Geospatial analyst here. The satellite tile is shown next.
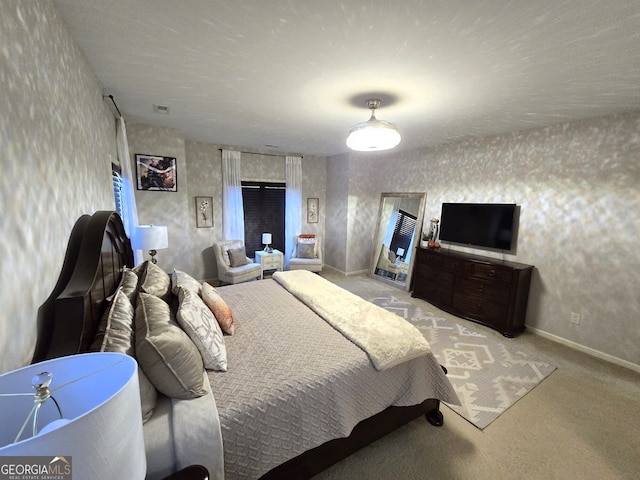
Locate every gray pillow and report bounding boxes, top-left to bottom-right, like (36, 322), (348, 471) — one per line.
(91, 288), (157, 423)
(134, 261), (172, 301)
(228, 247), (249, 267)
(297, 242), (316, 259)
(171, 269), (202, 296)
(135, 292), (206, 399)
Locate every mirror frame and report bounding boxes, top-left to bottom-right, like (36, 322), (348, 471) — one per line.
(369, 192), (427, 291)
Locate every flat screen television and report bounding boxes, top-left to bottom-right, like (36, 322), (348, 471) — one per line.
(439, 203), (517, 250)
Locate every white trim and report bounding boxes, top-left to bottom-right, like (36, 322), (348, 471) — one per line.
(528, 326), (640, 373)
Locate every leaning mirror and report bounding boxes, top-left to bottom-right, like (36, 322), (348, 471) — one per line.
(369, 192), (426, 290)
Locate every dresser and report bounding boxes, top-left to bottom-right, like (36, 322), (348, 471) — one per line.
(412, 248), (534, 337)
(255, 250), (284, 279)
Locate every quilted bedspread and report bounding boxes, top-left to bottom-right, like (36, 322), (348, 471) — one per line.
(210, 279), (459, 480)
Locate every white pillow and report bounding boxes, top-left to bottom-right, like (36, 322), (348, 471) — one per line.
(176, 287), (227, 371)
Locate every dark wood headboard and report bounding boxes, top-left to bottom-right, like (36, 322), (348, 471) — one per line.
(33, 211), (134, 363)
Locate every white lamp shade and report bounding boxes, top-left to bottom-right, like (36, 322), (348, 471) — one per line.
(133, 224), (168, 250)
(0, 353), (146, 480)
(346, 119), (401, 151)
(262, 233), (272, 245)
(396, 247), (405, 257)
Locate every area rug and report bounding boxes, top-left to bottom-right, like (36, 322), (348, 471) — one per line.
(369, 295), (557, 430)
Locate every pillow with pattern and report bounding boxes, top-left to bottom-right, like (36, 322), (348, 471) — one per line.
(176, 287), (227, 371)
(228, 247), (249, 267)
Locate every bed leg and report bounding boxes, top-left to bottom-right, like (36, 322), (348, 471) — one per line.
(425, 365), (448, 427)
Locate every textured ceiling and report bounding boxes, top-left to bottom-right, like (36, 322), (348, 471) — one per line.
(54, 0), (640, 156)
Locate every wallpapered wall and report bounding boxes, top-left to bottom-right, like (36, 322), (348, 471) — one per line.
(1, 1), (117, 373)
(125, 127), (327, 283)
(339, 112), (639, 368)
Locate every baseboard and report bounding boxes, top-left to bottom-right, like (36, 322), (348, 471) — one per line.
(322, 265), (368, 277)
(528, 326), (640, 373)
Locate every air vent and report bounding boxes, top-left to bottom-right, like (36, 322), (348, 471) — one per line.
(153, 104), (170, 114)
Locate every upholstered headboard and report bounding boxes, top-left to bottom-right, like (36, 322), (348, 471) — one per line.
(33, 211), (133, 363)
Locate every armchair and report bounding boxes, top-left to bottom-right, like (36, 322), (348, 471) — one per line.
(289, 235), (323, 273)
(213, 240), (261, 285)
(376, 244), (402, 279)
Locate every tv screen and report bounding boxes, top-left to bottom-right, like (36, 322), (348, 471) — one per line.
(439, 203), (516, 250)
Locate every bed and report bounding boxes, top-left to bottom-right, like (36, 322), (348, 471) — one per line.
(33, 211), (459, 479)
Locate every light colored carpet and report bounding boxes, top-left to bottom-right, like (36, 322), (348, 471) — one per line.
(369, 294), (556, 429)
(315, 272), (640, 480)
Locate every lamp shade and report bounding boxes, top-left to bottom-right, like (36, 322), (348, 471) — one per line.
(132, 224), (168, 250)
(262, 233), (272, 245)
(396, 247), (405, 257)
(0, 353), (146, 480)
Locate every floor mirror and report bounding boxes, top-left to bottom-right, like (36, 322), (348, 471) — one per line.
(369, 192), (426, 290)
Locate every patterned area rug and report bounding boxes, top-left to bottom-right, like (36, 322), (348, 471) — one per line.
(370, 295), (557, 430)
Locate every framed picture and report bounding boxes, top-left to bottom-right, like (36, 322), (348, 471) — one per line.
(307, 197), (319, 223)
(195, 196), (213, 228)
(135, 154), (177, 191)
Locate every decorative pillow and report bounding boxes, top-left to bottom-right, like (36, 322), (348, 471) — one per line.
(296, 242), (316, 259)
(90, 288), (157, 423)
(133, 261), (172, 301)
(171, 269), (201, 296)
(220, 240), (243, 266)
(228, 247), (249, 267)
(135, 292), (206, 399)
(176, 287), (227, 371)
(201, 282), (235, 335)
(297, 236), (318, 257)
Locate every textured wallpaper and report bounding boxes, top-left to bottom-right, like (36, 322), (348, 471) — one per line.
(343, 112), (639, 368)
(0, 0), (116, 373)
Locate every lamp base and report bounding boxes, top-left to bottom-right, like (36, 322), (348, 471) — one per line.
(263, 245), (272, 253)
(149, 249), (158, 264)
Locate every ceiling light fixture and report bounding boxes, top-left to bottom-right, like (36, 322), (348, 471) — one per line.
(346, 98), (401, 152)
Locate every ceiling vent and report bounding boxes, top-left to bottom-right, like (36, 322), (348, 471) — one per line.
(153, 104), (170, 114)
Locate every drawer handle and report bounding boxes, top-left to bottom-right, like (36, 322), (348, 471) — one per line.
(478, 285), (484, 292)
(489, 269), (496, 277)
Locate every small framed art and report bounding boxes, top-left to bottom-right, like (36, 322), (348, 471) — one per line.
(195, 196), (213, 228)
(307, 197), (319, 223)
(135, 154), (177, 191)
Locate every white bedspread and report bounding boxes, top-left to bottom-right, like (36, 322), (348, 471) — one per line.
(272, 270), (430, 370)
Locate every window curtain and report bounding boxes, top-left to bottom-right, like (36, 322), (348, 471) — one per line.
(222, 150), (245, 241)
(382, 197), (401, 246)
(284, 156), (302, 268)
(115, 117), (142, 264)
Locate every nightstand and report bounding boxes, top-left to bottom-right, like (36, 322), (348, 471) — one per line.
(255, 249), (284, 279)
(158, 465), (209, 480)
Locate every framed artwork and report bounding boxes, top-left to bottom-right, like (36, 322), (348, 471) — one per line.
(195, 196), (213, 228)
(307, 197), (319, 223)
(135, 154), (177, 191)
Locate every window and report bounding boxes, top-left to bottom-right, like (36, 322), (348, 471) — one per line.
(389, 209), (416, 258)
(241, 181), (285, 255)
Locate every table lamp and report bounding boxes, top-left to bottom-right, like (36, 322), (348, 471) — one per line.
(262, 233), (272, 253)
(0, 352), (146, 479)
(133, 224), (169, 264)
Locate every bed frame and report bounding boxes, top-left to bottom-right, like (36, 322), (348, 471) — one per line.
(33, 211), (444, 479)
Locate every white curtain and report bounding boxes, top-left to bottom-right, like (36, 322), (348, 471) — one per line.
(382, 197), (401, 246)
(222, 150), (245, 241)
(284, 156), (302, 268)
(116, 117), (142, 264)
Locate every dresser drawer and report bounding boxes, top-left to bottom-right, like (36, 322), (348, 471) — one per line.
(453, 292), (508, 326)
(414, 279), (453, 307)
(456, 276), (511, 304)
(415, 263), (455, 287)
(469, 263), (513, 283)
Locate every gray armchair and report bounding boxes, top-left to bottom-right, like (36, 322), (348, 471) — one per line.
(213, 240), (261, 285)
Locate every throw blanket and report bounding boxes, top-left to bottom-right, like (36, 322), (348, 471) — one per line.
(272, 270), (430, 370)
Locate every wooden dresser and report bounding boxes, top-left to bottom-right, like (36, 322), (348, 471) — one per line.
(412, 247), (534, 337)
